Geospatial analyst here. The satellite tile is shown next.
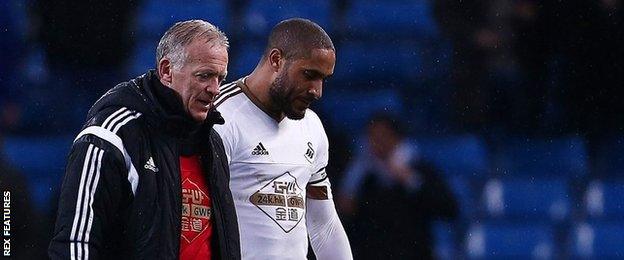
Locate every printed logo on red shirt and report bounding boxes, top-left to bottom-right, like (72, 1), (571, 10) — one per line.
(181, 178), (212, 243)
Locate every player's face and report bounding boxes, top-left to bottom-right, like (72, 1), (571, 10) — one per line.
(169, 39), (228, 122)
(269, 48), (335, 120)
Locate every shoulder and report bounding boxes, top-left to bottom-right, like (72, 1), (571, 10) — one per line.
(214, 82), (251, 131)
(78, 106), (147, 152)
(215, 81), (245, 110)
(209, 128), (225, 144)
(86, 106), (144, 132)
(304, 109), (327, 137)
(305, 109), (322, 124)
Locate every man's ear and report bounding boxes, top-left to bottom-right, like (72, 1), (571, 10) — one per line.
(158, 58), (173, 87)
(268, 48), (283, 72)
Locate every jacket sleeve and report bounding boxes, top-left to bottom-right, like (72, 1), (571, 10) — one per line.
(49, 135), (131, 259)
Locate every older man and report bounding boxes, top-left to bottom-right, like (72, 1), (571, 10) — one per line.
(49, 20), (240, 259)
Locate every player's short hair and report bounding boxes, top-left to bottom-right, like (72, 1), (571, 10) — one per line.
(264, 18), (334, 60)
(156, 20), (229, 69)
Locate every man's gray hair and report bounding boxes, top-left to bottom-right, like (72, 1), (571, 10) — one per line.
(156, 20), (229, 69)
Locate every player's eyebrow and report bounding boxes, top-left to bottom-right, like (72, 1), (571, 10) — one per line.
(304, 69), (332, 79)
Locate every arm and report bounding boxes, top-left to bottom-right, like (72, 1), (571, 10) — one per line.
(306, 177), (353, 260)
(49, 135), (131, 259)
(305, 116), (352, 260)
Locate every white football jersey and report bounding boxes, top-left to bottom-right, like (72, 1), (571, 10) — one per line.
(213, 80), (331, 259)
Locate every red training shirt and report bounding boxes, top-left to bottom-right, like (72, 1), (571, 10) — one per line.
(179, 155), (213, 259)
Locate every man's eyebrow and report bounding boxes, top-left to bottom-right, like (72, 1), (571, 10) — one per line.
(195, 68), (225, 75)
(305, 69), (331, 79)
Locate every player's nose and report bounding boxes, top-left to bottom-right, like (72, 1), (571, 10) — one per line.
(308, 81), (323, 99)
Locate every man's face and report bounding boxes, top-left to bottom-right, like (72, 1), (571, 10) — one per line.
(167, 39), (228, 122)
(368, 121), (399, 160)
(269, 48), (335, 120)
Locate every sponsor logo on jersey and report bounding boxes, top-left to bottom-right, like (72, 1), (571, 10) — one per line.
(250, 172), (305, 233)
(251, 142), (270, 156)
(144, 157), (159, 172)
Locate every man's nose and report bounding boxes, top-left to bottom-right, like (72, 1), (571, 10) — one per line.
(206, 77), (221, 97)
(309, 81), (323, 99)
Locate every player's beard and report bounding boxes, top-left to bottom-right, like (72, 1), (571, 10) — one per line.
(269, 68), (305, 120)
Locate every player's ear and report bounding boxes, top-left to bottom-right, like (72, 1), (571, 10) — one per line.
(268, 48), (282, 72)
(158, 58), (173, 87)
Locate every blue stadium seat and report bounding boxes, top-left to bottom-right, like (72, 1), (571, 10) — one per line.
(229, 42), (264, 80)
(594, 136), (624, 177)
(333, 41), (424, 86)
(433, 221), (457, 260)
(344, 0), (440, 41)
(481, 178), (570, 222)
(417, 135), (488, 179)
(466, 222), (555, 259)
(128, 39), (159, 77)
(136, 0), (228, 40)
(317, 88), (404, 135)
(0, 0), (28, 38)
(447, 176), (476, 219)
(0, 0), (28, 94)
(494, 136), (588, 178)
(568, 222), (624, 258)
(583, 180), (624, 220)
(241, 0), (332, 38)
(3, 136), (73, 213)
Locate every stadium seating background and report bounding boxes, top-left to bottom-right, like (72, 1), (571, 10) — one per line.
(1, 0), (623, 258)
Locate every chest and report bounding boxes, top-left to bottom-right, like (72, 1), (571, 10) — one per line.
(232, 120), (320, 167)
(228, 120), (323, 193)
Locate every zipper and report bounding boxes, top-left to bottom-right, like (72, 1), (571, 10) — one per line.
(173, 140), (182, 255)
(205, 135), (232, 259)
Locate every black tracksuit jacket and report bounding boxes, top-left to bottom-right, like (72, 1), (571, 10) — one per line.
(49, 70), (240, 259)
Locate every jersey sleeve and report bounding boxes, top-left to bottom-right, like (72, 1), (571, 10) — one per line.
(306, 199), (353, 260)
(307, 117), (332, 200)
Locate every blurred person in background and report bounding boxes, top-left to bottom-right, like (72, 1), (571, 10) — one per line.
(509, 0), (556, 133)
(29, 0), (140, 132)
(434, 0), (500, 132)
(434, 0), (541, 134)
(213, 18), (352, 259)
(554, 0), (624, 138)
(48, 20), (240, 259)
(0, 132), (45, 259)
(0, 1), (26, 135)
(338, 113), (458, 259)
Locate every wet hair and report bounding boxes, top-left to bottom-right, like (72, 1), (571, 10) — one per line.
(263, 18), (334, 60)
(156, 20), (229, 69)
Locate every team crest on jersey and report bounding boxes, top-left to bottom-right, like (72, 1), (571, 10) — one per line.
(249, 172), (305, 233)
(304, 142), (315, 164)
